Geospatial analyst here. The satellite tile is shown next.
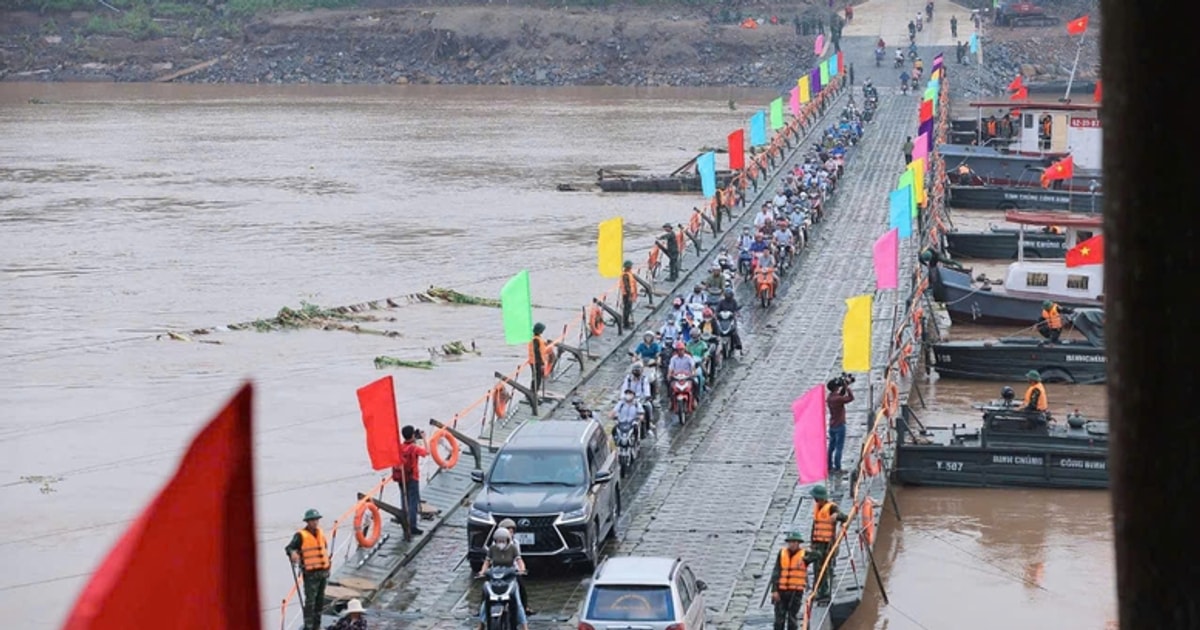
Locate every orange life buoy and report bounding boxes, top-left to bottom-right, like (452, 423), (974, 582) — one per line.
(491, 382), (510, 419)
(861, 499), (877, 545)
(883, 381), (900, 418)
(912, 308), (924, 341)
(429, 428), (460, 469)
(354, 500), (382, 548)
(899, 343), (913, 377)
(589, 306), (605, 337)
(862, 433), (882, 476)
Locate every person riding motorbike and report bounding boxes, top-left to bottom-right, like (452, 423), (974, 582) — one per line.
(668, 296), (686, 325)
(610, 387), (644, 440)
(633, 331), (662, 366)
(772, 188), (788, 209)
(877, 37), (886, 50)
(621, 363), (654, 432)
(899, 70), (911, 93)
(659, 317), (682, 348)
(915, 12), (923, 30)
(686, 283), (707, 306)
(914, 57), (924, 73)
(685, 334), (711, 392)
(907, 20), (916, 37)
(773, 223), (796, 263)
(737, 226), (755, 252)
(667, 341), (699, 400)
(714, 289), (744, 356)
(749, 233), (770, 260)
(895, 48), (904, 67)
(475, 528), (529, 630)
(754, 203), (775, 229)
(705, 264), (726, 303)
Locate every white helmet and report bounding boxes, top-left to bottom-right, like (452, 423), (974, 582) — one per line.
(492, 527), (511, 542)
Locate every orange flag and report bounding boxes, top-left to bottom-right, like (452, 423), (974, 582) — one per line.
(1066, 234), (1104, 268)
(62, 384), (261, 630)
(1041, 155), (1075, 188)
(1066, 15), (1089, 36)
(357, 376), (402, 470)
(1093, 80), (1102, 103)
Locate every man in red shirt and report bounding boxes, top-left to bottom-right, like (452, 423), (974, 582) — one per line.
(392, 425), (428, 538)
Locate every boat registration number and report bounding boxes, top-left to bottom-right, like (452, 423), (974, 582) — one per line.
(514, 533), (535, 546)
(935, 460), (964, 472)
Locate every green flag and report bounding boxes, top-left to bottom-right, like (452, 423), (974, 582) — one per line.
(897, 170), (918, 218)
(819, 59), (829, 86)
(770, 97), (784, 130)
(500, 270), (533, 345)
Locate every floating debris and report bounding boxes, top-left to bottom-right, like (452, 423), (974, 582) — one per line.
(156, 331), (223, 344)
(374, 356), (436, 370)
(423, 287), (501, 307)
(433, 340), (479, 357)
(20, 475), (63, 494)
(227, 301), (389, 333)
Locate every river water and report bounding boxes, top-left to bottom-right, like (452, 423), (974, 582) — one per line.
(0, 83), (1114, 629)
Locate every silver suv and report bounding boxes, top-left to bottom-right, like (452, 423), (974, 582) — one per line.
(578, 556), (708, 630)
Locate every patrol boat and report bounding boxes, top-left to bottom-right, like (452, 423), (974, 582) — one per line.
(930, 308), (1106, 384)
(943, 224), (1067, 260)
(929, 211), (1102, 325)
(893, 397), (1108, 490)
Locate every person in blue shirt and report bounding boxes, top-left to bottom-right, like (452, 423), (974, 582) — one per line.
(749, 233), (770, 253)
(633, 331), (661, 365)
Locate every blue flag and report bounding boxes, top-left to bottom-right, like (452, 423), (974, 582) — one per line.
(697, 151), (717, 199)
(889, 187), (913, 238)
(750, 111), (767, 146)
(969, 33), (978, 54)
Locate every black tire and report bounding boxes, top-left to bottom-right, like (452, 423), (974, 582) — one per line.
(619, 454), (630, 478)
(581, 521), (601, 573)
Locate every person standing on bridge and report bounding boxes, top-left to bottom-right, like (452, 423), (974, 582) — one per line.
(529, 322), (552, 396)
(902, 137), (914, 164)
(950, 14), (958, 37)
(826, 375), (855, 472)
(658, 223), (681, 281)
(770, 531), (820, 630)
(620, 260), (639, 328)
(809, 485), (849, 603)
(397, 426), (429, 537)
(286, 509), (331, 630)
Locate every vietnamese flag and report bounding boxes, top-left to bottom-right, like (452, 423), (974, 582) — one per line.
(1066, 234), (1104, 267)
(62, 384), (260, 630)
(1066, 15), (1089, 36)
(727, 128), (746, 170)
(918, 99), (933, 122)
(357, 376), (402, 470)
(1007, 74), (1024, 92)
(1041, 155), (1075, 188)
(1011, 86), (1028, 101)
(1093, 80), (1102, 103)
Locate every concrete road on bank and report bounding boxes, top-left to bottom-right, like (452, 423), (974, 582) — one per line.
(362, 33), (919, 630)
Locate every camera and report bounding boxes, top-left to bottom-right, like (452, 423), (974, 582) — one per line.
(828, 372), (855, 392)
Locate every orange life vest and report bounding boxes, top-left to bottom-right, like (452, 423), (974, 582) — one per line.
(298, 528), (330, 571)
(812, 502), (836, 543)
(1023, 382), (1048, 411)
(1042, 304), (1062, 329)
(621, 270), (638, 301)
(778, 548), (808, 591)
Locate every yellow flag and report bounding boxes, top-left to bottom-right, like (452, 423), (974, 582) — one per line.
(798, 76), (811, 104)
(842, 294), (872, 372)
(909, 158), (927, 206)
(597, 217), (624, 278)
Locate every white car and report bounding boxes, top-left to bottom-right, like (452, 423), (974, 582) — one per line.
(578, 556), (707, 630)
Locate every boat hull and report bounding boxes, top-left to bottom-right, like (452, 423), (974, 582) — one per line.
(943, 229), (1067, 260)
(929, 266), (1100, 326)
(598, 173), (734, 193)
(894, 443), (1108, 489)
(931, 340), (1106, 384)
(938, 143), (1101, 193)
(948, 185), (1103, 212)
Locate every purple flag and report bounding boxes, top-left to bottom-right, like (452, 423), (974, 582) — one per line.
(919, 118), (934, 149)
(873, 228), (900, 290)
(792, 385), (828, 484)
(810, 67), (822, 93)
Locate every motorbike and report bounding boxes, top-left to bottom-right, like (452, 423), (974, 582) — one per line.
(478, 566), (522, 630)
(755, 267), (776, 308)
(737, 248), (754, 282)
(875, 47), (884, 67)
(669, 373), (696, 425)
(893, 55), (904, 69)
(916, 15), (923, 31)
(614, 416), (640, 477)
(715, 310), (737, 360)
(900, 80), (910, 95)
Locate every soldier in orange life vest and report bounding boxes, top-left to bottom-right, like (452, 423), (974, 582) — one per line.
(770, 531), (820, 630)
(1038, 300), (1074, 344)
(809, 485), (849, 603)
(1023, 370), (1049, 413)
(286, 509), (331, 630)
(528, 322), (552, 396)
(620, 260), (638, 328)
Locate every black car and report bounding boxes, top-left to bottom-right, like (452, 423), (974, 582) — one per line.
(467, 419), (620, 573)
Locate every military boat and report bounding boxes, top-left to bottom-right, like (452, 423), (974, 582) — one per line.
(947, 184), (1102, 213)
(943, 225), (1067, 260)
(930, 211), (1103, 325)
(893, 400), (1108, 489)
(931, 309), (1106, 383)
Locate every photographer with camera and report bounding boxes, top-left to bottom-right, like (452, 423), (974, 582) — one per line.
(393, 425), (429, 539)
(826, 373), (855, 473)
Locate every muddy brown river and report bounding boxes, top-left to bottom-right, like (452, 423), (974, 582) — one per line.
(0, 83), (1114, 629)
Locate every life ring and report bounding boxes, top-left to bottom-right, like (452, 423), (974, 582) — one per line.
(883, 382), (900, 418)
(912, 308), (924, 341)
(862, 434), (882, 477)
(899, 343), (913, 377)
(429, 428), (460, 469)
(354, 500), (382, 548)
(491, 382), (510, 419)
(861, 500), (877, 545)
(589, 306), (605, 337)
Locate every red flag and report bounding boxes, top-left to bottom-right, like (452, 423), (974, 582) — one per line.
(727, 128), (746, 171)
(357, 376), (402, 470)
(1007, 74), (1024, 92)
(1093, 80), (1102, 103)
(1066, 234), (1104, 267)
(918, 99), (933, 122)
(1040, 155), (1075, 187)
(62, 384), (260, 630)
(1010, 86), (1028, 101)
(1066, 15), (1089, 36)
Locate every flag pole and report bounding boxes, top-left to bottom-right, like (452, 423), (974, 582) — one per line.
(1062, 27), (1086, 103)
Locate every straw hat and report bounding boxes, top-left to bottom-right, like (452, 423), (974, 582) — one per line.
(343, 599), (364, 615)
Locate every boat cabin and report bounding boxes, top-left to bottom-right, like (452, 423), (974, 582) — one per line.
(1001, 210), (1104, 302)
(966, 100), (1102, 171)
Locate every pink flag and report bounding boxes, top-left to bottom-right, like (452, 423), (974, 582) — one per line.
(789, 86), (800, 116)
(913, 132), (929, 162)
(873, 228), (900, 290)
(792, 385), (827, 484)
(814, 35), (825, 55)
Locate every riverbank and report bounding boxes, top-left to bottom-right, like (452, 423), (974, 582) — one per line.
(0, 2), (836, 86)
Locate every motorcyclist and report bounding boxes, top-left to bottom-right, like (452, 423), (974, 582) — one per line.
(668, 296), (686, 325)
(621, 363), (653, 401)
(915, 12), (923, 29)
(667, 341), (700, 402)
(686, 283), (707, 306)
(914, 57), (924, 73)
(705, 264), (726, 303)
(685, 334), (710, 392)
(895, 48), (904, 65)
(632, 330), (662, 367)
(773, 222), (795, 261)
(609, 387), (643, 440)
(754, 203), (775, 229)
(749, 233), (770, 256)
(476, 528), (529, 630)
(737, 226), (755, 252)
(697, 307), (718, 337)
(876, 37), (886, 50)
(907, 20), (915, 37)
(899, 70), (911, 93)
(659, 317), (682, 347)
(714, 288), (744, 356)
